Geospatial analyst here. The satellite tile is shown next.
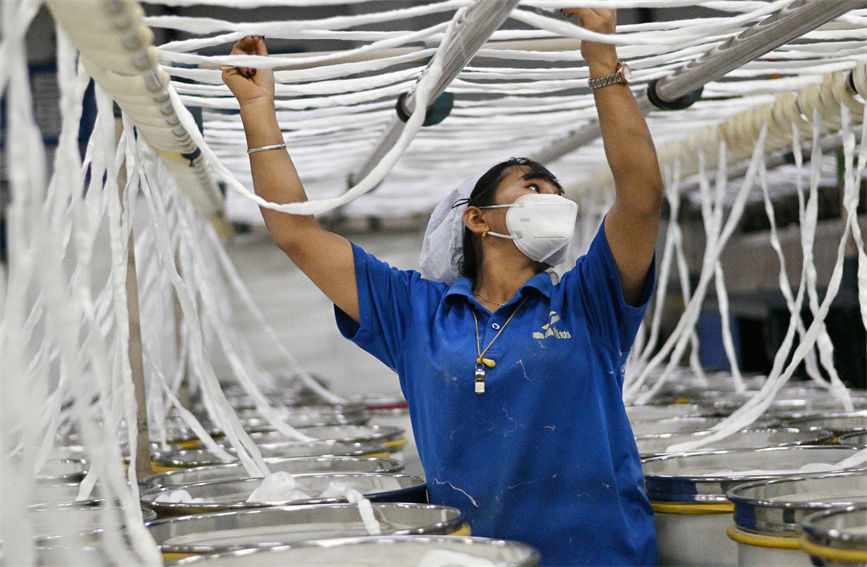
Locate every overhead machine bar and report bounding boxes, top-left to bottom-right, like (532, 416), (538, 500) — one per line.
(44, 0), (224, 215)
(349, 0), (521, 186)
(648, 0), (866, 109)
(572, 64), (867, 204)
(532, 0), (866, 165)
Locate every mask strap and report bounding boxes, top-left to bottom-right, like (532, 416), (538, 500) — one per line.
(476, 203), (514, 239)
(484, 230), (515, 240)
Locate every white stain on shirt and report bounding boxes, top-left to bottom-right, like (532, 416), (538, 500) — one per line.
(516, 359), (530, 381)
(508, 479), (540, 491)
(429, 478), (479, 507)
(501, 405), (518, 435)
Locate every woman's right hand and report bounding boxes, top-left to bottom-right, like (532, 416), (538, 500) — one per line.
(222, 36), (275, 108)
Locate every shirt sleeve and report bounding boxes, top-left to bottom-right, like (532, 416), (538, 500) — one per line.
(333, 242), (434, 371)
(560, 222), (656, 352)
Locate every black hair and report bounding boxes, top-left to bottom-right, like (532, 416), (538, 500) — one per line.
(458, 157), (562, 280)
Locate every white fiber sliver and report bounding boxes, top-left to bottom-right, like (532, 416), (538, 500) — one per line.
(318, 480), (353, 499)
(323, 483), (381, 535)
(355, 498), (381, 535)
(416, 549), (497, 567)
(831, 447), (867, 471)
(155, 489), (215, 504)
(246, 471), (311, 503)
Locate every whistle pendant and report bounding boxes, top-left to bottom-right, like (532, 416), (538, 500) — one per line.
(474, 366), (486, 394)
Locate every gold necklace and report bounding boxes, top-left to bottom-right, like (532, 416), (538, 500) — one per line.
(471, 297), (528, 395)
(474, 292), (507, 307)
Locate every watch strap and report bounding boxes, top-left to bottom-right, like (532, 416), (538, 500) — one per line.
(588, 63), (628, 90)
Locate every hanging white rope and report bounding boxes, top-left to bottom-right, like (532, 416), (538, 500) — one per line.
(668, 102), (866, 452)
(625, 126), (769, 403)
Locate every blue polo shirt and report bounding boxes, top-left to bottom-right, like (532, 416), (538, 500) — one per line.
(335, 225), (658, 566)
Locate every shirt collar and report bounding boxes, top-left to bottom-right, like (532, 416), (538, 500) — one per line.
(444, 270), (554, 304)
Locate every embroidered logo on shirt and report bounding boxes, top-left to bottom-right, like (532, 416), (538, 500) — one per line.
(532, 311), (572, 339)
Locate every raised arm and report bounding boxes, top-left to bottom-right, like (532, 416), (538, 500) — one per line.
(566, 9), (664, 305)
(222, 36), (360, 321)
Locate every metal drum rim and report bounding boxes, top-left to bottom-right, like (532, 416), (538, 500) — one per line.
(630, 415), (722, 425)
(636, 426), (835, 457)
(727, 470), (867, 508)
(802, 504), (867, 550)
(147, 502), (465, 554)
(29, 502), (106, 544)
(642, 446), (863, 482)
(28, 499), (102, 512)
(168, 534), (541, 566)
(248, 424), (404, 444)
(625, 403), (713, 419)
(141, 473), (426, 512)
(142, 456), (404, 488)
(726, 471), (867, 535)
(28, 480), (104, 508)
(789, 410), (867, 426)
(839, 430), (867, 447)
(36, 458), (89, 483)
(643, 446), (864, 504)
(152, 441), (388, 467)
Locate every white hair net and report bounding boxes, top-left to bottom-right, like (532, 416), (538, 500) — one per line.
(419, 177), (479, 284)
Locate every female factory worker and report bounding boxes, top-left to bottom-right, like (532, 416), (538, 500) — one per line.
(223, 7), (662, 566)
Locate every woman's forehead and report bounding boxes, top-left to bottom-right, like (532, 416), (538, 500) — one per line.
(497, 166), (560, 192)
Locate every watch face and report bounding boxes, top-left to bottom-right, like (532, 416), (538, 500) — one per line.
(620, 63), (632, 82)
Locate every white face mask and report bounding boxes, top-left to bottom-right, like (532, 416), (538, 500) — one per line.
(480, 193), (578, 264)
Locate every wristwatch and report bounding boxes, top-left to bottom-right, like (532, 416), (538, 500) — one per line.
(588, 62), (632, 90)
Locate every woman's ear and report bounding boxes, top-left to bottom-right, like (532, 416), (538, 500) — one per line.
(462, 206), (488, 235)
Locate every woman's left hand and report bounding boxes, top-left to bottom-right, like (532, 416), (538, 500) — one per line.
(222, 35), (275, 109)
(562, 8), (617, 71)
